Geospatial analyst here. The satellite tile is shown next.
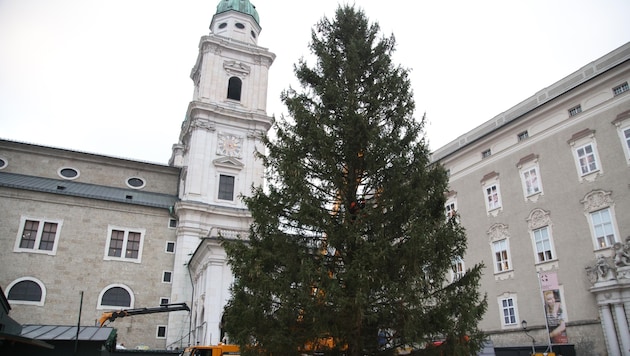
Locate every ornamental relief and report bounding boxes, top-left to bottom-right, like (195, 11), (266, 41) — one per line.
(190, 118), (216, 132)
(224, 60), (251, 77)
(254, 55), (273, 67)
(202, 43), (221, 55)
(581, 189), (613, 212)
(487, 223), (509, 242)
(527, 208), (551, 230)
(247, 129), (265, 139)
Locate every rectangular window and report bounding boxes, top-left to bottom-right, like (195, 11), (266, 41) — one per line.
(20, 220), (39, 249)
(168, 219), (177, 228)
(218, 174), (235, 200)
(445, 202), (456, 218)
(485, 184), (501, 210)
(163, 271), (173, 283)
(156, 325), (167, 339)
(613, 82), (629, 96)
(166, 241), (175, 253)
(576, 143), (598, 175)
(517, 131), (529, 141)
(105, 227), (144, 262)
(568, 105), (582, 117)
(493, 240), (510, 272)
(500, 298), (517, 326)
(522, 167), (541, 196)
(451, 258), (465, 281)
(160, 297), (169, 305)
(533, 226), (553, 262)
(125, 232), (141, 259)
(624, 127), (630, 152)
(482, 149), (492, 158)
(15, 218), (62, 255)
(591, 208), (616, 248)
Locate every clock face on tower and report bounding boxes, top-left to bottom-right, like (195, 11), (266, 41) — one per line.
(217, 133), (243, 157)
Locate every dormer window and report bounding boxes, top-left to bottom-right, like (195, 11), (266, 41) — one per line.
(568, 105), (582, 117)
(227, 77), (242, 101)
(613, 82), (629, 96)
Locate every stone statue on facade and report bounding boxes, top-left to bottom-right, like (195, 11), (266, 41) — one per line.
(586, 256), (615, 284)
(613, 238), (630, 267)
(585, 238), (630, 284)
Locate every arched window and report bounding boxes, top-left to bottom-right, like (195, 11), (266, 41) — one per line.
(99, 286), (133, 308)
(227, 77), (242, 101)
(7, 278), (45, 305)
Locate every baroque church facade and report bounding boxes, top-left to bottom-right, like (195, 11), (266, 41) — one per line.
(1, 1), (629, 354)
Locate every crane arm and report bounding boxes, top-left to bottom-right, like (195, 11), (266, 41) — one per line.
(99, 303), (190, 327)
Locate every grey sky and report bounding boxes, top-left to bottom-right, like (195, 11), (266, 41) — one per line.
(1, 0), (629, 163)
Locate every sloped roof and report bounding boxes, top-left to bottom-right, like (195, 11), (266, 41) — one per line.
(215, 0), (260, 24)
(0, 172), (179, 209)
(21, 325), (114, 342)
(431, 42), (630, 162)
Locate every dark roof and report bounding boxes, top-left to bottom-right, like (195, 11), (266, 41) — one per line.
(0, 172), (179, 209)
(0, 332), (55, 349)
(20, 325), (114, 342)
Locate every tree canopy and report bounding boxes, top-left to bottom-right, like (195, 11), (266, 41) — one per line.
(222, 5), (487, 355)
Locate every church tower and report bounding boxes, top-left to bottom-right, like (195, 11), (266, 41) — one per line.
(167, 0), (275, 347)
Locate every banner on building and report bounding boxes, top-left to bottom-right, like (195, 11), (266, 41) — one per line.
(539, 272), (568, 344)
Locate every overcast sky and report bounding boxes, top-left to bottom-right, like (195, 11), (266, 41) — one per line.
(1, 0), (629, 164)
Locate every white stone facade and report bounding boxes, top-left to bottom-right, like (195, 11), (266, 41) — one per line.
(166, 4), (275, 347)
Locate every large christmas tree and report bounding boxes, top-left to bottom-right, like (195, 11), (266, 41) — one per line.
(223, 5), (487, 355)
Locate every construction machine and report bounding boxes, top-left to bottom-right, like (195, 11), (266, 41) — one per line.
(180, 344), (240, 356)
(99, 302), (190, 327)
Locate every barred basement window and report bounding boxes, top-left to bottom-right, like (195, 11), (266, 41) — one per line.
(568, 105), (582, 117)
(482, 149), (492, 158)
(613, 82), (629, 96)
(517, 131), (529, 141)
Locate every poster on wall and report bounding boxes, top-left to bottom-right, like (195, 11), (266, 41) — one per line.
(539, 272), (568, 344)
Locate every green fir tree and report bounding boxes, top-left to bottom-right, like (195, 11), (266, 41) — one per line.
(222, 5), (487, 355)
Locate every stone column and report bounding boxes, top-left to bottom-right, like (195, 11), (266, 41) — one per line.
(613, 303), (630, 355)
(205, 255), (228, 345)
(602, 304), (622, 356)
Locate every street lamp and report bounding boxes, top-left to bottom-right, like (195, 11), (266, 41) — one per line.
(521, 320), (536, 355)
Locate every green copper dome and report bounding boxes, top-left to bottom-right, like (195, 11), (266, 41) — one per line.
(215, 0), (260, 25)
